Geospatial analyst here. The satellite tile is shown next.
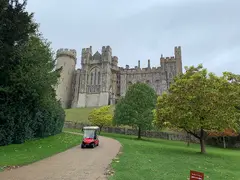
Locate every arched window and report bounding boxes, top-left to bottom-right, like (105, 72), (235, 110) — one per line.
(98, 72), (101, 84)
(91, 72), (93, 84)
(94, 69), (97, 85)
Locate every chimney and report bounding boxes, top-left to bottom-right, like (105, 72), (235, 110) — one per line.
(138, 60), (140, 68)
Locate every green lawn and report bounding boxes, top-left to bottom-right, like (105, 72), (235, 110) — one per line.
(65, 107), (96, 123)
(0, 132), (82, 171)
(65, 128), (240, 180)
(64, 106), (115, 124)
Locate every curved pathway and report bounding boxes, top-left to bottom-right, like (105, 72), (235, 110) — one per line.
(0, 133), (121, 180)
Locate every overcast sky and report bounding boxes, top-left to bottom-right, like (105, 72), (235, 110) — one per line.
(26, 0), (239, 75)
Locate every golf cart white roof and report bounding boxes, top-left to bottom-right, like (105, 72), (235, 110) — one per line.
(83, 126), (99, 130)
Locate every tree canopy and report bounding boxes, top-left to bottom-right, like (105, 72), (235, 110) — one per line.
(88, 105), (113, 134)
(113, 83), (157, 139)
(155, 64), (240, 153)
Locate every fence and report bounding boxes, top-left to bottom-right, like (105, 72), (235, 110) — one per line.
(64, 121), (240, 148)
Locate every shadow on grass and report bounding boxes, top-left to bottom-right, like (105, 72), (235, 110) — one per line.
(101, 132), (240, 159)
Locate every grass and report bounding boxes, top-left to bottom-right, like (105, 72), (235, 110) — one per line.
(64, 128), (240, 180)
(0, 132), (82, 171)
(64, 107), (96, 123)
(64, 106), (115, 124)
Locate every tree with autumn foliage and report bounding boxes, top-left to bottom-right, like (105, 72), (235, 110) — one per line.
(88, 105), (113, 134)
(155, 64), (240, 154)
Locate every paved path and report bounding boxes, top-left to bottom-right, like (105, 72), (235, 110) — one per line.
(0, 132), (121, 180)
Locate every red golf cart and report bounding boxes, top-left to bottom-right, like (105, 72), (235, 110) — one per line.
(81, 126), (99, 148)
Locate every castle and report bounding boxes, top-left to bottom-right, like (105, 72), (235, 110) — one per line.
(55, 46), (183, 109)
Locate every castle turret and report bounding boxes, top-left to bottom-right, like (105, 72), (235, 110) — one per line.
(102, 46), (112, 62)
(148, 59), (151, 68)
(81, 46), (92, 66)
(174, 46), (182, 74)
(55, 48), (77, 108)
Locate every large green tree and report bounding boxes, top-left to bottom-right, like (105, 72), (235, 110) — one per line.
(0, 0), (64, 145)
(155, 64), (240, 153)
(114, 83), (157, 139)
(0, 0), (38, 145)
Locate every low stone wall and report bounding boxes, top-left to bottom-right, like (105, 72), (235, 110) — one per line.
(64, 121), (240, 148)
(64, 121), (199, 143)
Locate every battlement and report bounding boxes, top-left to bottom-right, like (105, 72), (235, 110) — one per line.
(56, 48), (77, 61)
(119, 65), (163, 74)
(160, 56), (176, 63)
(82, 46), (92, 55)
(175, 46), (181, 50)
(102, 45), (112, 53)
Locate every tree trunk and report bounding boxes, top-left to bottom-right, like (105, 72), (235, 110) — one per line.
(200, 128), (206, 154)
(187, 133), (190, 146)
(200, 138), (206, 154)
(223, 136), (226, 148)
(99, 126), (102, 135)
(138, 126), (141, 139)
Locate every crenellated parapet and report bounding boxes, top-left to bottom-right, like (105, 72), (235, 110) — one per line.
(160, 56), (176, 63)
(56, 48), (77, 62)
(102, 45), (112, 53)
(119, 65), (163, 74)
(82, 46), (92, 55)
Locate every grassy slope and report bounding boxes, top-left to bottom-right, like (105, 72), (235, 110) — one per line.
(0, 133), (82, 170)
(64, 106), (115, 124)
(65, 128), (240, 180)
(65, 107), (96, 123)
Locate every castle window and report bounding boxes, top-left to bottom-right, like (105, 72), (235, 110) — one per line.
(91, 72), (93, 84)
(98, 72), (101, 84)
(94, 68), (97, 85)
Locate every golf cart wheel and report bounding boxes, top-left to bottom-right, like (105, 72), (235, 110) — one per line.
(91, 143), (95, 148)
(81, 144), (84, 149)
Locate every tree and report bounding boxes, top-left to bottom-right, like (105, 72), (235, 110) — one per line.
(113, 83), (157, 139)
(88, 105), (113, 134)
(0, 0), (37, 86)
(0, 0), (65, 145)
(155, 64), (240, 153)
(0, 0), (38, 145)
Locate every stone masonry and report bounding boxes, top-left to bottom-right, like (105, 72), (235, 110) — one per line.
(55, 46), (183, 108)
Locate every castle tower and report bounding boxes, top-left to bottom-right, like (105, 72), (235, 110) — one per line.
(99, 45), (113, 106)
(175, 46), (182, 74)
(81, 46), (92, 68)
(55, 48), (77, 108)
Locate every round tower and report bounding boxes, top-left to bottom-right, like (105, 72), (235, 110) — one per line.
(55, 48), (77, 108)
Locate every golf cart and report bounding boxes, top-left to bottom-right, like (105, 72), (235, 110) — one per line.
(81, 126), (99, 148)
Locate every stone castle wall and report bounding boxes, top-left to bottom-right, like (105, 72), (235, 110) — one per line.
(55, 46), (182, 108)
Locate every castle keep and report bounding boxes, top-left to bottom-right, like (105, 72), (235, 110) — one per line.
(55, 46), (183, 108)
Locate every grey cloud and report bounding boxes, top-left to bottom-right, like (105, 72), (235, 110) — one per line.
(27, 0), (240, 75)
